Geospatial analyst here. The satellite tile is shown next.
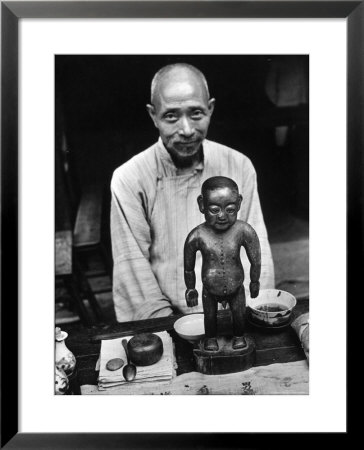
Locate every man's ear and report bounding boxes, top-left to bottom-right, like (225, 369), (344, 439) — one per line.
(208, 98), (215, 116)
(197, 195), (205, 214)
(237, 194), (243, 211)
(146, 104), (158, 128)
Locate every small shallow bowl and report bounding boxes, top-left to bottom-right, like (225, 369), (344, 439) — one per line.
(247, 289), (296, 327)
(173, 314), (205, 343)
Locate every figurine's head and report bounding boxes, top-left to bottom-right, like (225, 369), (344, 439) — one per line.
(198, 176), (242, 231)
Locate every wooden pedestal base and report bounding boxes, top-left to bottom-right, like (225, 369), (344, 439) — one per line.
(193, 335), (256, 375)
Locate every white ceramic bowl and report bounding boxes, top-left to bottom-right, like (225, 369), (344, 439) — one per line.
(247, 289), (296, 327)
(173, 313), (205, 343)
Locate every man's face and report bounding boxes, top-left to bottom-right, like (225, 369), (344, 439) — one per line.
(199, 187), (242, 232)
(147, 72), (215, 166)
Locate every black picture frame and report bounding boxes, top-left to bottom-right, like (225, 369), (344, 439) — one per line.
(1, 1), (359, 447)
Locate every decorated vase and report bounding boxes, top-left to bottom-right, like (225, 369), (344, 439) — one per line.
(55, 327), (76, 376)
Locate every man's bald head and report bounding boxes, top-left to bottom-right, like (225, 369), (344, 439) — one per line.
(150, 63), (210, 106)
(147, 63), (215, 168)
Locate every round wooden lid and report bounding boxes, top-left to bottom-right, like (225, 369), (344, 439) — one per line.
(127, 333), (163, 366)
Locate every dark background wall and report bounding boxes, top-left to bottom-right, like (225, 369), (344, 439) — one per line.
(55, 55), (309, 240)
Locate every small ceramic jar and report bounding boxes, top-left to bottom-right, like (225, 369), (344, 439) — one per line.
(55, 365), (69, 394)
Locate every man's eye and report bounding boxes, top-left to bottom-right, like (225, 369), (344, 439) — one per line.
(209, 207), (220, 215)
(191, 110), (203, 120)
(164, 114), (177, 122)
(226, 207), (237, 214)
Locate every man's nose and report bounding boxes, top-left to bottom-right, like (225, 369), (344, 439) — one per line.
(218, 210), (227, 219)
(178, 117), (194, 137)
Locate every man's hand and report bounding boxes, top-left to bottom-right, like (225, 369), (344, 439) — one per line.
(185, 289), (198, 307)
(249, 281), (260, 299)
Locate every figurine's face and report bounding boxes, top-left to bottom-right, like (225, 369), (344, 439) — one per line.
(147, 69), (215, 167)
(199, 187), (242, 231)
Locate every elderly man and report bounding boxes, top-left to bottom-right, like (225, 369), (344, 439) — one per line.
(110, 63), (274, 322)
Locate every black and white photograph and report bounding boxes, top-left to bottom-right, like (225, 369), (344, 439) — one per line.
(2, 0), (355, 443)
(55, 55), (309, 395)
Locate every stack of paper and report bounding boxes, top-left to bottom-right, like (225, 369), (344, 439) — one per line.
(291, 313), (309, 362)
(97, 331), (175, 390)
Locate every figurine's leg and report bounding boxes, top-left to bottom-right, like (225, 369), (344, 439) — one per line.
(229, 286), (247, 349)
(202, 288), (219, 351)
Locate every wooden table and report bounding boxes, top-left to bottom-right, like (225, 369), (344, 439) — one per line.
(63, 298), (308, 392)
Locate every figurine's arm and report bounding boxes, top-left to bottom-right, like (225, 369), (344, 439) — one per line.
(184, 231), (199, 307)
(242, 224), (261, 298)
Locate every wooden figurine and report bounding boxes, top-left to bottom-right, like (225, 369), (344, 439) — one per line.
(184, 176), (261, 353)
